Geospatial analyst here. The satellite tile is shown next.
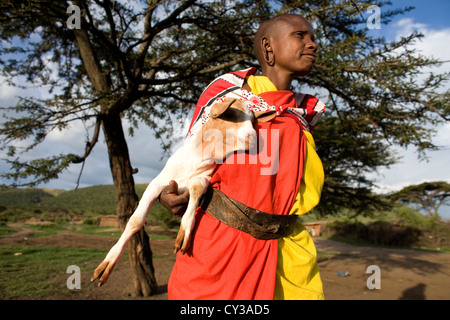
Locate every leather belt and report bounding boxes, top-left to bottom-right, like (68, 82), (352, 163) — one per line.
(199, 187), (298, 240)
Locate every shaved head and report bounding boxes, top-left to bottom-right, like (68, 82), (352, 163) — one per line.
(254, 14), (312, 69)
(251, 14), (317, 88)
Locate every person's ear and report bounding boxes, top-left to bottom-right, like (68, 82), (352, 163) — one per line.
(262, 37), (275, 66)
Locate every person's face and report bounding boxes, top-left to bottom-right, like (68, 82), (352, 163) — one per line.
(270, 17), (318, 77)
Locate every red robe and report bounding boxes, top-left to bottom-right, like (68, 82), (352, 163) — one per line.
(168, 68), (320, 299)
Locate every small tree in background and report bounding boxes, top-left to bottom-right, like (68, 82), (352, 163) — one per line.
(391, 181), (450, 218)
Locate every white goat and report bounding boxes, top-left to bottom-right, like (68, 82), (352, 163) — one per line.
(91, 98), (256, 286)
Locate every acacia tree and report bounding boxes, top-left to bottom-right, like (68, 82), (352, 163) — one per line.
(391, 181), (450, 218)
(289, 1), (450, 214)
(0, 0), (271, 296)
(0, 0), (449, 296)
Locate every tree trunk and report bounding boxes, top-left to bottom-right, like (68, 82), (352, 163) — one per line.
(102, 111), (158, 296)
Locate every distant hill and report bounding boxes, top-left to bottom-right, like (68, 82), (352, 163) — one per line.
(0, 184), (148, 215)
(0, 184), (178, 228)
(0, 187), (56, 207)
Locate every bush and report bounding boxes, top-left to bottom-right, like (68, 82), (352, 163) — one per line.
(325, 220), (421, 247)
(366, 221), (421, 246)
(83, 216), (98, 225)
(418, 220), (450, 249)
(148, 202), (180, 229)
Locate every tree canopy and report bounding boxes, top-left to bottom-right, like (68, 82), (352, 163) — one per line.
(390, 181), (450, 218)
(1, 1), (448, 216)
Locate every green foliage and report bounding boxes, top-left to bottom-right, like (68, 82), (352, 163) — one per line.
(327, 219), (422, 247)
(1, 155), (79, 187)
(0, 0), (449, 216)
(0, 222), (16, 237)
(386, 204), (431, 227)
(148, 201), (181, 229)
(0, 184), (175, 226)
(43, 185), (118, 214)
(285, 1), (450, 214)
(320, 203), (450, 250)
(0, 187), (54, 207)
(390, 181), (450, 217)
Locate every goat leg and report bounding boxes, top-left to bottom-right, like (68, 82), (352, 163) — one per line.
(174, 178), (209, 254)
(91, 182), (161, 286)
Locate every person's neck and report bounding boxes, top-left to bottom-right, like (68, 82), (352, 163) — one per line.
(262, 68), (293, 91)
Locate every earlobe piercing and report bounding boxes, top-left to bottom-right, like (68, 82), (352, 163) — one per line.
(265, 51), (275, 66)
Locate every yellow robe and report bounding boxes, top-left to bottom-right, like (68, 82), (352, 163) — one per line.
(246, 75), (325, 300)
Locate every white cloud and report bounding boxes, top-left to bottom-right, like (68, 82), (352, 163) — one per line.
(394, 18), (450, 81)
(434, 122), (450, 147)
(0, 78), (19, 102)
(370, 19), (450, 218)
(2, 16), (449, 212)
(395, 18), (427, 39)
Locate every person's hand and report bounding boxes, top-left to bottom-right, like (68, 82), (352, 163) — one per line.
(158, 180), (189, 217)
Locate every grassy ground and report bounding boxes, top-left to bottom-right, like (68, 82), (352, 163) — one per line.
(1, 185), (449, 299)
(1, 245), (108, 299)
(0, 220), (173, 300)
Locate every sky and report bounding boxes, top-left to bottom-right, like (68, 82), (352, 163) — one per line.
(0, 0), (449, 218)
(365, 0), (450, 218)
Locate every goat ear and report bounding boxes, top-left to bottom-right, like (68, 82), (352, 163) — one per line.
(210, 98), (237, 118)
(253, 110), (277, 122)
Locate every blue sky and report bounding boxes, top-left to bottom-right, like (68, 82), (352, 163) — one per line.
(0, 1), (449, 218)
(393, 0), (450, 30)
(366, 0), (450, 218)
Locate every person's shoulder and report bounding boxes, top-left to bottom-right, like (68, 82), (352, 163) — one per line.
(292, 93), (326, 130)
(293, 92), (322, 108)
(202, 68), (257, 95)
(228, 67), (258, 78)
(211, 67), (258, 84)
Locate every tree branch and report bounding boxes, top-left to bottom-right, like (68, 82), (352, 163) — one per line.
(72, 27), (109, 93)
(133, 0), (197, 79)
(72, 115), (102, 164)
(78, 0), (131, 85)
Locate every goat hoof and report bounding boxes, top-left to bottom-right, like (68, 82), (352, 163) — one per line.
(181, 235), (191, 254)
(91, 260), (115, 286)
(174, 228), (185, 253)
(174, 227), (191, 254)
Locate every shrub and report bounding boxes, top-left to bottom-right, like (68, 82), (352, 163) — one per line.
(325, 220), (421, 247)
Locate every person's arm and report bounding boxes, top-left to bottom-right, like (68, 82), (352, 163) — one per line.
(158, 180), (189, 217)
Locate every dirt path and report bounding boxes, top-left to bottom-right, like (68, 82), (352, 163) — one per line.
(2, 232), (449, 300)
(314, 238), (450, 300)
